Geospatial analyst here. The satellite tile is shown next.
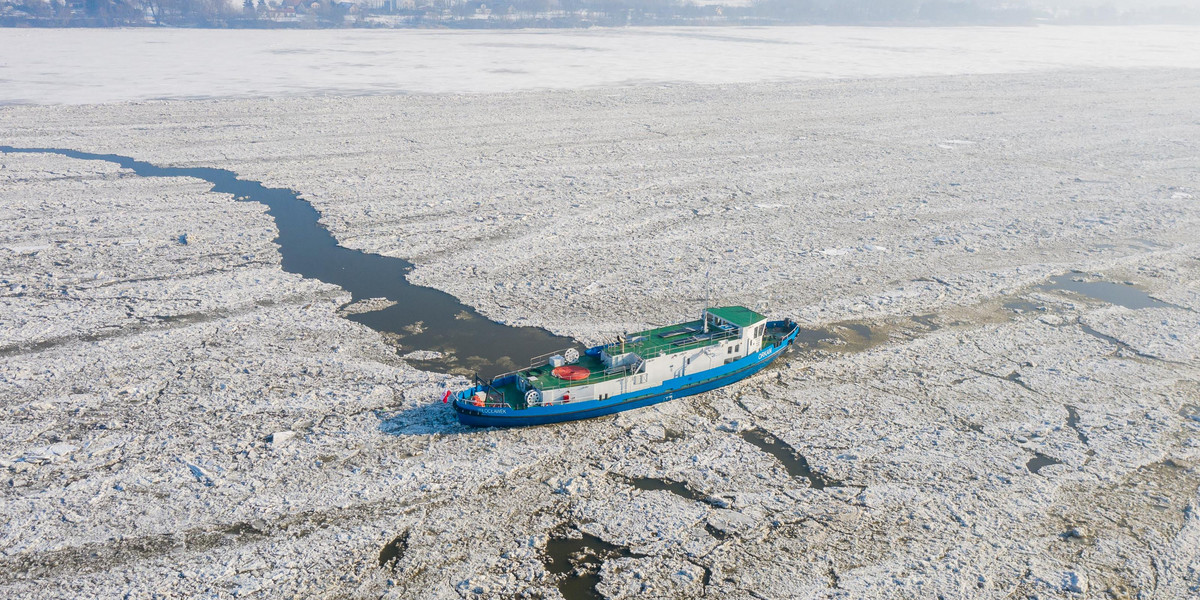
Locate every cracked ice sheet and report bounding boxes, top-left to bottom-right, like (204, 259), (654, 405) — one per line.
(0, 152), (304, 348)
(1081, 307), (1200, 364)
(0, 69), (1199, 599)
(381, 279), (1200, 599)
(647, 304), (1200, 598)
(2, 70), (1200, 343)
(0, 154), (468, 597)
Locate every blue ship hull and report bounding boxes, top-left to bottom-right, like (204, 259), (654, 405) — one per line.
(453, 320), (798, 427)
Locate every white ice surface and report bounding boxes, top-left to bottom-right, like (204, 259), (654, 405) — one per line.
(1, 25), (1199, 105)
(2, 40), (1200, 600)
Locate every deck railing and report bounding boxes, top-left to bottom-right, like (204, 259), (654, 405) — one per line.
(605, 327), (740, 361)
(523, 347), (577, 369)
(525, 328), (743, 392)
(464, 374), (513, 408)
(530, 359), (643, 392)
(483, 325), (754, 399)
(487, 346), (581, 383)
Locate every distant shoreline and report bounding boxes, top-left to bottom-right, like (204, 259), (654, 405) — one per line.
(2, 25), (1199, 106)
(4, 1), (1198, 30)
(5, 20), (1200, 30)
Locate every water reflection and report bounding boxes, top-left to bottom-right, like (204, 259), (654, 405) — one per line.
(1037, 273), (1178, 310)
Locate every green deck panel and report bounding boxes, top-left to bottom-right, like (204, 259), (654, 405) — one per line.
(514, 320), (728, 392)
(705, 305), (767, 328)
(613, 319), (725, 361)
(522, 353), (613, 391)
(491, 380), (527, 409)
(509, 307), (770, 394)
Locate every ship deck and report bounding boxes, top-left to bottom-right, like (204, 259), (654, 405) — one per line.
(520, 352), (612, 391)
(523, 318), (740, 392)
(490, 379), (530, 410)
(615, 319), (732, 360)
(485, 318), (794, 411)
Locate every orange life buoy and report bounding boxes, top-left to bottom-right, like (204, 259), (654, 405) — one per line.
(552, 365), (590, 381)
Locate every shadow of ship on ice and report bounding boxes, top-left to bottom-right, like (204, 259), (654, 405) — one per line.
(376, 401), (474, 436)
(0, 145), (572, 380)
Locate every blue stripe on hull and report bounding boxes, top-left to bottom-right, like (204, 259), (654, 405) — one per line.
(454, 323), (797, 428)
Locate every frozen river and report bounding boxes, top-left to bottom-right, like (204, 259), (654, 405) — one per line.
(0, 144), (572, 378)
(3, 23), (1200, 600)
(1, 25), (1199, 104)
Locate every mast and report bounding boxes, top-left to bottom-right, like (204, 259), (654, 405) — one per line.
(702, 264), (711, 333)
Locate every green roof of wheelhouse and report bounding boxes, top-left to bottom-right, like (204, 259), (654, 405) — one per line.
(705, 306), (767, 328)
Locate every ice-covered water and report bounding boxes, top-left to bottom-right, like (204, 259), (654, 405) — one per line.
(0, 144), (572, 378)
(1, 25), (1198, 105)
(3, 67), (1199, 599)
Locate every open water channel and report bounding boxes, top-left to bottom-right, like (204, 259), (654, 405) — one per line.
(0, 146), (573, 379)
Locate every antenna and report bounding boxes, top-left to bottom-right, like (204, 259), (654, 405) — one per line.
(704, 264), (712, 310)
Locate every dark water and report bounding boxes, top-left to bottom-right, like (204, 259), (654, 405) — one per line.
(909, 313), (941, 331)
(1064, 404), (1096, 458)
(738, 428), (841, 490)
(1038, 273), (1178, 310)
(1064, 405), (1089, 445)
(377, 532), (408, 569)
(1002, 300), (1044, 314)
(1003, 371), (1035, 393)
(624, 475), (709, 503)
(792, 320), (887, 354)
(0, 146), (573, 379)
(543, 531), (638, 600)
(1078, 322), (1163, 363)
(792, 327), (837, 347)
(843, 323), (874, 340)
(704, 522), (729, 541)
(1026, 451), (1063, 475)
(1079, 323), (1124, 347)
